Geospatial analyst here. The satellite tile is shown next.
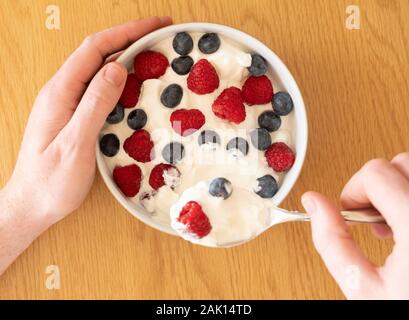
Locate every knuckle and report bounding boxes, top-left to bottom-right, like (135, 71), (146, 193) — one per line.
(36, 79), (55, 102)
(80, 88), (112, 120)
(362, 158), (391, 177)
(38, 81), (52, 96)
(313, 234), (333, 258)
(392, 152), (409, 164)
(57, 131), (79, 154)
(312, 234), (326, 254)
(82, 32), (105, 52)
(311, 227), (332, 255)
(312, 224), (352, 258)
(82, 34), (96, 46)
(86, 87), (111, 108)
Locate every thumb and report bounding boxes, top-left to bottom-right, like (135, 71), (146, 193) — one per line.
(302, 191), (382, 299)
(63, 61), (127, 147)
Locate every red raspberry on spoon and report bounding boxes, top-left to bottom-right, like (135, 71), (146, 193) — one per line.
(178, 201), (212, 239)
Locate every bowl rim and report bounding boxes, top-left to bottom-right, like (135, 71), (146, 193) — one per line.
(96, 22), (308, 237)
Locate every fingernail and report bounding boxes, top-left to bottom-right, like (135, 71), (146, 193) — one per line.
(302, 196), (316, 214)
(104, 63), (125, 86)
(159, 16), (172, 24)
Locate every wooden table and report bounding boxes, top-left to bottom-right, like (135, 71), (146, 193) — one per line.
(0, 0), (407, 300)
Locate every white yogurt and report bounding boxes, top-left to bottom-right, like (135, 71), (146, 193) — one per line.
(100, 32), (295, 244)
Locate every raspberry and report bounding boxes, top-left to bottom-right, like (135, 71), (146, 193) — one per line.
(242, 75), (273, 105)
(123, 129), (154, 163)
(212, 87), (246, 124)
(149, 163), (180, 190)
(134, 50), (169, 81)
(265, 142), (295, 172)
(178, 201), (212, 238)
(170, 109), (205, 136)
(187, 59), (219, 94)
(119, 73), (142, 108)
(113, 164), (142, 197)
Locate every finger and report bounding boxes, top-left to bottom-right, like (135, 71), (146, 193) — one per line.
(391, 152), (409, 180)
(104, 50), (124, 64)
(340, 159), (409, 240)
(55, 16), (172, 101)
(302, 192), (382, 299)
(371, 223), (392, 239)
(56, 61), (126, 149)
(343, 155), (408, 240)
(27, 17), (172, 151)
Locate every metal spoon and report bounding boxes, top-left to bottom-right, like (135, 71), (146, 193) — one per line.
(218, 206), (385, 248)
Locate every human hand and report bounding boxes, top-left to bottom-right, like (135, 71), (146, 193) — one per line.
(302, 154), (409, 299)
(2, 16), (172, 230)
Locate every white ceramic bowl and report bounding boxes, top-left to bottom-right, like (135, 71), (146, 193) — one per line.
(96, 22), (308, 237)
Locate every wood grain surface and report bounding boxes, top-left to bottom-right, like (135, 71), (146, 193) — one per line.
(0, 0), (408, 300)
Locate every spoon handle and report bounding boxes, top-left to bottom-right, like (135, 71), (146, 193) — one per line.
(218, 208), (386, 248)
(339, 208), (385, 223)
(277, 208), (386, 224)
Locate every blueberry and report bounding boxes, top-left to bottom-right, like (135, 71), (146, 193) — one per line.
(171, 56), (194, 75)
(106, 103), (124, 124)
(250, 128), (272, 151)
(127, 109), (147, 130)
(209, 177), (232, 199)
(198, 33), (220, 54)
(160, 84), (183, 108)
(99, 133), (120, 157)
(173, 32), (193, 55)
(254, 175), (278, 198)
(226, 137), (249, 156)
(248, 54), (267, 76)
(272, 92), (294, 116)
(198, 130), (221, 146)
(258, 111), (281, 132)
(162, 142), (185, 164)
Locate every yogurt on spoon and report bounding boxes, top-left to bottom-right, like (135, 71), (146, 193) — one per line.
(170, 179), (273, 247)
